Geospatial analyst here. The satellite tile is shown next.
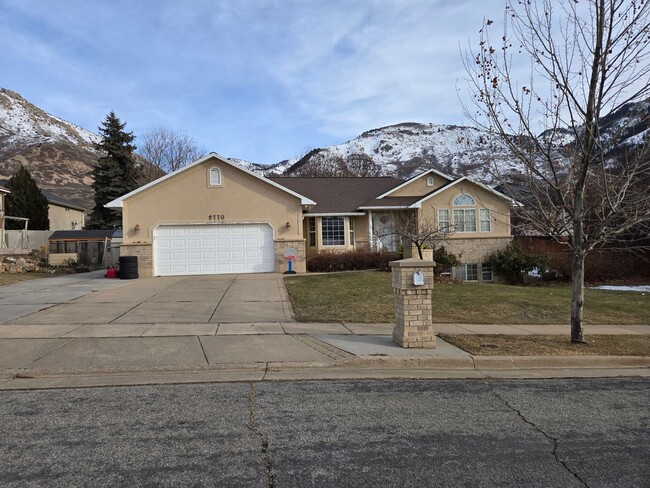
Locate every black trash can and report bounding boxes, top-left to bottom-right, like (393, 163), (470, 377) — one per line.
(119, 256), (139, 279)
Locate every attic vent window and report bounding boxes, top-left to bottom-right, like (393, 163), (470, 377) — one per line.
(209, 167), (222, 186)
(426, 176), (434, 186)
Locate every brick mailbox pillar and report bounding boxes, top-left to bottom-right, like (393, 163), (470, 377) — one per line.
(390, 258), (436, 348)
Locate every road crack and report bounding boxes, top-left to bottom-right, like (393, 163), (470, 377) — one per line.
(486, 381), (589, 488)
(247, 383), (274, 488)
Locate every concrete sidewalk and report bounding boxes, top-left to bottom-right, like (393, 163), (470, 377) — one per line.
(1, 321), (648, 390)
(0, 272), (648, 389)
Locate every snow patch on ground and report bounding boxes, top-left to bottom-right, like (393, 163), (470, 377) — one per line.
(592, 285), (650, 293)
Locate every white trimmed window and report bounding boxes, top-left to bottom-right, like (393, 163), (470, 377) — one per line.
(438, 209), (450, 233)
(209, 167), (222, 186)
(308, 217), (316, 247)
(459, 264), (478, 281)
(321, 216), (345, 246)
(426, 176), (434, 186)
(349, 217), (355, 246)
(481, 264), (493, 281)
(480, 208), (491, 232)
(452, 194), (477, 232)
(453, 209), (476, 232)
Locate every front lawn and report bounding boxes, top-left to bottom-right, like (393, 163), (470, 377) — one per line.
(442, 334), (650, 356)
(284, 271), (650, 324)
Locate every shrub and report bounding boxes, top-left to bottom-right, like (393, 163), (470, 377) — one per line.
(486, 242), (548, 284)
(431, 246), (460, 277)
(307, 250), (401, 272)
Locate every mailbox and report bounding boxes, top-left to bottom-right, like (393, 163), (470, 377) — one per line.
(413, 270), (425, 286)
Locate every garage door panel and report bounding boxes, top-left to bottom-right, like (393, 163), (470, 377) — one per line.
(154, 224), (274, 276)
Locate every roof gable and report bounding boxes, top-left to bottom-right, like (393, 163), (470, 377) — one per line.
(412, 177), (518, 207)
(375, 169), (453, 199)
(105, 153), (315, 208)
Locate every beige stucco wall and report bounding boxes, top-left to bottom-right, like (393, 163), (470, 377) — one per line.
(48, 204), (85, 231)
(123, 158), (304, 244)
(119, 157), (306, 275)
(418, 180), (512, 239)
(48, 252), (77, 266)
(389, 173), (451, 197)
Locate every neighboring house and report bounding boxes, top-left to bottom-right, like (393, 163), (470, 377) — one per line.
(106, 153), (516, 280)
(0, 179), (86, 231)
(48, 229), (120, 266)
(41, 189), (86, 230)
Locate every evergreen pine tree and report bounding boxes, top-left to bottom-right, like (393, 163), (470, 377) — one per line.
(5, 165), (50, 230)
(87, 111), (139, 229)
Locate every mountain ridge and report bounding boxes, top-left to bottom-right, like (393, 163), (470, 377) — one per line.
(1, 88), (647, 213)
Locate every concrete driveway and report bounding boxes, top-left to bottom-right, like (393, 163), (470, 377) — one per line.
(2, 272), (294, 326)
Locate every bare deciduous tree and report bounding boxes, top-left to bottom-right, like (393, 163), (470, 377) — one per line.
(139, 126), (206, 181)
(463, 0), (650, 342)
(374, 211), (453, 259)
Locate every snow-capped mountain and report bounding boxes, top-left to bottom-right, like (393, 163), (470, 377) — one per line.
(273, 122), (518, 183)
(0, 88), (102, 209)
(1, 87), (646, 213)
(259, 99), (648, 183)
(0, 88), (100, 150)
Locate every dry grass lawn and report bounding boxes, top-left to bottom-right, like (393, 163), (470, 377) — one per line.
(441, 334), (650, 356)
(285, 271), (650, 324)
(0, 271), (56, 287)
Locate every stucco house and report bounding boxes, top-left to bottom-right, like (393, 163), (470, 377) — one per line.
(41, 189), (86, 230)
(0, 179), (86, 231)
(106, 153), (516, 280)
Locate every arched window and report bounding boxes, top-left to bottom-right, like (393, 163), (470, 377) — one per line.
(453, 194), (475, 206)
(209, 167), (222, 186)
(426, 176), (434, 187)
(452, 193), (477, 232)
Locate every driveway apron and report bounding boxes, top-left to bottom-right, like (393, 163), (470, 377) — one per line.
(3, 273), (292, 326)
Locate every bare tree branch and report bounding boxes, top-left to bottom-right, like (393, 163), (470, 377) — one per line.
(462, 0), (650, 342)
(138, 126), (207, 182)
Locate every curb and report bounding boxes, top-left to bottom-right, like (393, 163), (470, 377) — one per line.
(1, 355), (648, 391)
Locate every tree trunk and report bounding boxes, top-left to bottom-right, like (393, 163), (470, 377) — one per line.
(570, 250), (586, 343)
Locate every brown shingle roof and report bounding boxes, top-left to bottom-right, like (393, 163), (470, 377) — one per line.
(359, 196), (424, 208)
(268, 177), (403, 213)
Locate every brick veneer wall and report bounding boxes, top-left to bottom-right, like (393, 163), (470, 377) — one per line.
(444, 237), (512, 263)
(274, 239), (306, 273)
(119, 243), (153, 278)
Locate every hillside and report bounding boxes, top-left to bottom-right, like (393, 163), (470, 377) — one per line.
(269, 99), (649, 183)
(0, 88), (101, 209)
(275, 122), (518, 182)
(1, 88), (647, 211)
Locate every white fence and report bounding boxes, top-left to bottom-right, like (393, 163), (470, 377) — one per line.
(2, 230), (53, 251)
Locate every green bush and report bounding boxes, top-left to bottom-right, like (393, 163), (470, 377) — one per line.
(307, 250), (401, 272)
(431, 246), (460, 277)
(486, 242), (548, 284)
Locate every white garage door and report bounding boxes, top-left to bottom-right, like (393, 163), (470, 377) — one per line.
(153, 224), (275, 276)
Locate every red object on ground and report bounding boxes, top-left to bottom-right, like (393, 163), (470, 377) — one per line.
(105, 267), (119, 279)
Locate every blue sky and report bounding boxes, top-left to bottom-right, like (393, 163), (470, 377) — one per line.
(1, 0), (508, 164)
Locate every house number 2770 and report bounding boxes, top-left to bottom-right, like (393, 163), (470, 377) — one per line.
(208, 214), (225, 221)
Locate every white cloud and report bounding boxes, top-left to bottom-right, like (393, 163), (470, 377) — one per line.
(0, 0), (512, 162)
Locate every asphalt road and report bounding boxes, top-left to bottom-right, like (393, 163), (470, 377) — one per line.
(1, 378), (648, 487)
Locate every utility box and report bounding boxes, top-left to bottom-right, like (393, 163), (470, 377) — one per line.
(390, 258), (436, 348)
